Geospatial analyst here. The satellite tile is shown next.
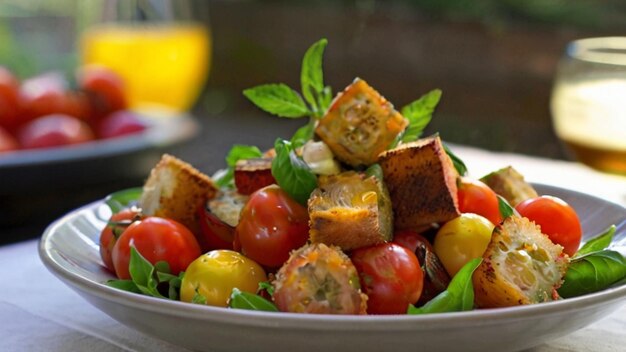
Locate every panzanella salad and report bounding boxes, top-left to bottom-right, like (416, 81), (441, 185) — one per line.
(101, 39), (626, 315)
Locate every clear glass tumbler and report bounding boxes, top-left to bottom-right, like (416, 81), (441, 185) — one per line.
(551, 37), (626, 175)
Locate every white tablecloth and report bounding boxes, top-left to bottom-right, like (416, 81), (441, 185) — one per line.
(1, 145), (625, 352)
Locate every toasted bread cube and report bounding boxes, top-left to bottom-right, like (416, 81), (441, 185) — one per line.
(315, 78), (408, 167)
(308, 171), (393, 251)
(472, 216), (569, 308)
(378, 135), (460, 230)
(140, 154), (218, 238)
(480, 166), (538, 206)
(234, 158), (276, 195)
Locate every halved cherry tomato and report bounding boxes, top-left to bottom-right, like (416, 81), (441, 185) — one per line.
(434, 213), (494, 277)
(351, 243), (424, 314)
(198, 204), (235, 251)
(515, 196), (582, 256)
(457, 177), (502, 225)
(112, 217), (201, 280)
(17, 114), (95, 149)
(234, 185), (309, 268)
(99, 208), (142, 272)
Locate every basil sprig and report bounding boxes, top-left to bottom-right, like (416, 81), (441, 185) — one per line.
(574, 225), (616, 258)
(497, 195), (517, 220)
(229, 288), (278, 312)
(399, 89), (442, 143)
(271, 138), (318, 205)
(214, 144), (263, 188)
(408, 258), (481, 314)
(442, 143), (468, 176)
(558, 249), (626, 298)
(107, 247), (184, 300)
(105, 187), (143, 213)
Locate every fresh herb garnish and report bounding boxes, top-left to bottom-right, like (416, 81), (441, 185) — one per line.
(243, 83), (311, 118)
(574, 225), (616, 258)
(104, 187), (143, 213)
(497, 195), (516, 220)
(106, 246), (184, 300)
(399, 89), (442, 144)
(214, 144), (263, 188)
(408, 258), (481, 314)
(558, 249), (626, 298)
(271, 138), (318, 205)
(442, 143), (468, 176)
(301, 38), (333, 118)
(229, 288), (279, 312)
(258, 281), (275, 297)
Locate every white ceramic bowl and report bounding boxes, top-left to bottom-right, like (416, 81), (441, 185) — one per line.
(39, 184), (626, 352)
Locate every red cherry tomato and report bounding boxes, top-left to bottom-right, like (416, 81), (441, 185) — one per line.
(457, 176), (502, 225)
(77, 65), (127, 119)
(0, 67), (22, 130)
(112, 217), (202, 280)
(393, 229), (432, 254)
(515, 196), (582, 257)
(99, 208), (142, 272)
(234, 185), (310, 268)
(20, 72), (86, 121)
(97, 110), (146, 139)
(351, 243), (424, 314)
(17, 114), (95, 149)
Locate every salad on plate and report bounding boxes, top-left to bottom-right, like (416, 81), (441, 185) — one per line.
(98, 39), (626, 316)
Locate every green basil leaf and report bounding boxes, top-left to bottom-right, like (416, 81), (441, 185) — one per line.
(128, 246), (164, 298)
(192, 289), (207, 305)
(400, 89), (442, 143)
(105, 187), (143, 213)
(290, 121), (315, 148)
(575, 225), (616, 258)
(558, 250), (626, 298)
(154, 261), (171, 274)
(229, 288), (279, 312)
(301, 38), (329, 117)
(258, 281), (275, 297)
(442, 143), (468, 176)
(215, 144), (263, 187)
(408, 258), (481, 314)
(168, 276), (183, 300)
(106, 279), (141, 294)
(243, 83), (311, 118)
(497, 195), (516, 220)
(271, 138), (318, 205)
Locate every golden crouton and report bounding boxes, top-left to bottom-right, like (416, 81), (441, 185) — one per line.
(480, 166), (538, 206)
(308, 171), (393, 251)
(140, 154), (218, 239)
(473, 216), (569, 308)
(315, 78), (408, 167)
(378, 135), (460, 230)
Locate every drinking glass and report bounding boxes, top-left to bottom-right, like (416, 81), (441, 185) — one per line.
(78, 0), (211, 114)
(551, 37), (626, 175)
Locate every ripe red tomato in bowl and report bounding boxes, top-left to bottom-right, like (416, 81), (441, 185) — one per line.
(0, 126), (19, 153)
(20, 72), (87, 122)
(97, 110), (147, 139)
(234, 185), (310, 268)
(111, 217), (202, 280)
(99, 208), (143, 273)
(77, 65), (127, 119)
(457, 176), (502, 225)
(17, 114), (95, 150)
(515, 195), (582, 256)
(351, 242), (424, 314)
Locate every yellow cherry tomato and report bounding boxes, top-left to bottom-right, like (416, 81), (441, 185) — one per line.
(180, 250), (267, 307)
(433, 213), (495, 277)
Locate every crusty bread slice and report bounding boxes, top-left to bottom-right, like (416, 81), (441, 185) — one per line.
(378, 135), (460, 230)
(140, 154), (218, 238)
(480, 166), (538, 206)
(308, 171), (393, 251)
(472, 216), (569, 308)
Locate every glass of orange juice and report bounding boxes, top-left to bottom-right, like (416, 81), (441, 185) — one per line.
(78, 0), (211, 114)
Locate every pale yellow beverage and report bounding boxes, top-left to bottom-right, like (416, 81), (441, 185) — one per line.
(80, 23), (210, 113)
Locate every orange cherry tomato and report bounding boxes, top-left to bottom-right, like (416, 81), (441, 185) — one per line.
(457, 176), (502, 225)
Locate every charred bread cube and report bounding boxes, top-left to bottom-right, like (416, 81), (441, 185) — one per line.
(378, 135), (460, 230)
(234, 157), (276, 195)
(140, 154), (218, 238)
(472, 216), (569, 308)
(315, 78), (408, 167)
(308, 171), (393, 251)
(480, 166), (539, 206)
